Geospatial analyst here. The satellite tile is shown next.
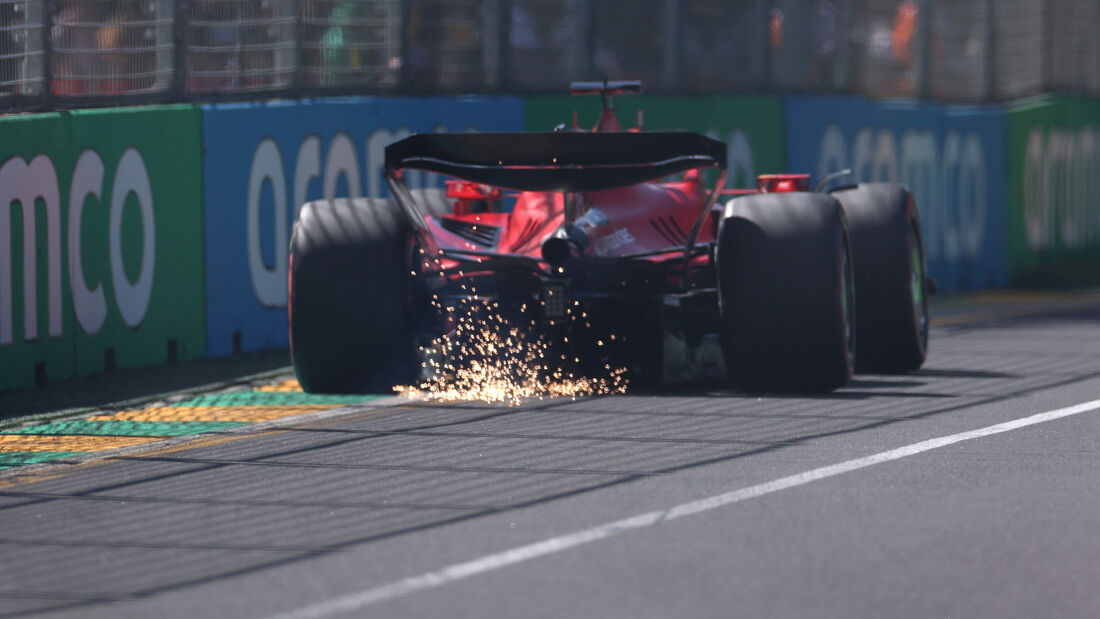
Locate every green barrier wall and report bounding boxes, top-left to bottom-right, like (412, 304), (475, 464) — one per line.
(0, 106), (205, 391)
(1007, 96), (1100, 286)
(525, 96), (785, 188)
(0, 113), (76, 391)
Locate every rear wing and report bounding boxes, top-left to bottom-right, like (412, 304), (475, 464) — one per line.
(384, 131), (727, 276)
(384, 131), (726, 193)
(569, 80), (642, 96)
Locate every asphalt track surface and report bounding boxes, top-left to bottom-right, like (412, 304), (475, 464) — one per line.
(2, 293), (1100, 618)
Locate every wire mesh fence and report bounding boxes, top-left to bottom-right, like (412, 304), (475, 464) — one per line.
(927, 0), (988, 101)
(680, 0), (763, 92)
(1045, 0), (1100, 96)
(49, 0), (174, 100)
(591, 0), (665, 89)
(299, 0), (401, 90)
(1, 0), (1099, 112)
(406, 0), (495, 91)
(993, 0), (1042, 100)
(508, 0), (582, 90)
(769, 0), (841, 91)
(186, 0), (295, 94)
(0, 0), (45, 110)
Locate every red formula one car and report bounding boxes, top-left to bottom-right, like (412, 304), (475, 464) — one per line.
(288, 81), (928, 394)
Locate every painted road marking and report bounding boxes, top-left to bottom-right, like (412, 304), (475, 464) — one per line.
(271, 396), (1100, 619)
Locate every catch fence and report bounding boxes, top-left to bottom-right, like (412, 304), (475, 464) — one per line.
(1, 0), (1097, 112)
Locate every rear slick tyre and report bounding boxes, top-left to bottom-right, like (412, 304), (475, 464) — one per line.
(717, 192), (855, 392)
(832, 183), (928, 373)
(288, 198), (416, 393)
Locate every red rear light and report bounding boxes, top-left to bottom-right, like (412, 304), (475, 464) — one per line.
(757, 174), (810, 193)
(445, 180), (501, 201)
(445, 180), (503, 215)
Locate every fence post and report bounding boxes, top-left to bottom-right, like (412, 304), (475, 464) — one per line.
(398, 0), (413, 90)
(662, 0), (681, 91)
(483, 0), (510, 91)
(500, 0), (514, 91)
(41, 0), (53, 110)
(752, 0), (770, 90)
(1039, 0), (1052, 93)
(983, 0), (996, 101)
(913, 0), (931, 99)
(567, 0), (593, 80)
(291, 0), (302, 97)
(835, 0), (852, 91)
(173, 0), (187, 99)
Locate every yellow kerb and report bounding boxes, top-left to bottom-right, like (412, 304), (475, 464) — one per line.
(0, 435), (159, 452)
(87, 405), (335, 423)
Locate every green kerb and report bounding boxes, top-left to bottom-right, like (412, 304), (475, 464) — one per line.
(172, 393), (383, 407)
(4, 420), (247, 436)
(0, 452), (84, 466)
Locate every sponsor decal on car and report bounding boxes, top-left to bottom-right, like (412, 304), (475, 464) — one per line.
(593, 228), (636, 255)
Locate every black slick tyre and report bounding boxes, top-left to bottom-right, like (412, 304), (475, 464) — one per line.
(832, 183), (927, 373)
(289, 197), (415, 393)
(717, 192), (855, 392)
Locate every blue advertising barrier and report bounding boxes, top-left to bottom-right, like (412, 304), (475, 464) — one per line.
(785, 96), (1007, 292)
(202, 96), (525, 357)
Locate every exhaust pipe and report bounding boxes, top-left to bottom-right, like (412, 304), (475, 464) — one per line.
(541, 232), (580, 267)
(542, 209), (610, 267)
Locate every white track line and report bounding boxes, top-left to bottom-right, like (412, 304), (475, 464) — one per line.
(271, 397), (1100, 619)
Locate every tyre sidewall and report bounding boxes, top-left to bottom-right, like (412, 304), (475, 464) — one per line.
(717, 192), (854, 392)
(289, 198), (414, 393)
(833, 183), (927, 372)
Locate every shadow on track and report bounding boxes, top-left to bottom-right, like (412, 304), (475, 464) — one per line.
(3, 311), (1100, 617)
